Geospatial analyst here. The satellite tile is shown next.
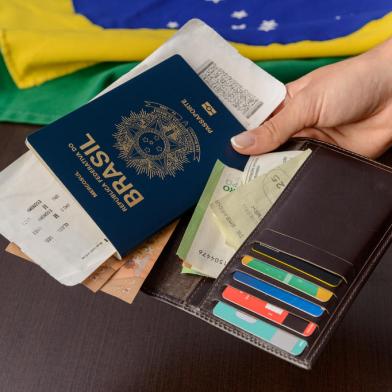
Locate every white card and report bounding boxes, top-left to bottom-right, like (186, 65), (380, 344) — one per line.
(96, 19), (286, 130)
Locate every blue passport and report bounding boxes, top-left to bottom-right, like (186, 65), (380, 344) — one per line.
(26, 55), (247, 256)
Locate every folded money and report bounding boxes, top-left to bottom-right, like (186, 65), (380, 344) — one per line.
(99, 222), (177, 304)
(6, 242), (124, 293)
(177, 160), (242, 278)
(178, 150), (310, 278)
(241, 150), (303, 184)
(211, 149), (312, 249)
(5, 221), (177, 303)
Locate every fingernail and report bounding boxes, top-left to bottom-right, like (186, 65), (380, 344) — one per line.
(231, 132), (255, 149)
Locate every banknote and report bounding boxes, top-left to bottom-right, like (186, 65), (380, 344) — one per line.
(99, 222), (177, 304)
(5, 243), (31, 262)
(210, 149), (312, 249)
(181, 261), (210, 277)
(177, 151), (304, 278)
(242, 150), (302, 184)
(176, 160), (242, 278)
(6, 221), (177, 297)
(6, 242), (124, 292)
(81, 257), (127, 292)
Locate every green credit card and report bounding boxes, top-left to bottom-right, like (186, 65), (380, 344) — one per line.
(242, 255), (333, 302)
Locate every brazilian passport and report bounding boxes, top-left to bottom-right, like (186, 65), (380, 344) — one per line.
(26, 55), (248, 257)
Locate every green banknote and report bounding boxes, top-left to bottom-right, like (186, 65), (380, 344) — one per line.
(210, 149), (312, 249)
(177, 160), (242, 278)
(177, 150), (310, 278)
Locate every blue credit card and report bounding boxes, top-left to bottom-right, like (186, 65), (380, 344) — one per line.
(213, 301), (308, 356)
(233, 271), (325, 317)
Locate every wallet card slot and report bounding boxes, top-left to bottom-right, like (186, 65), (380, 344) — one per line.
(205, 271), (339, 357)
(226, 279), (323, 324)
(231, 270), (326, 318)
(240, 253), (336, 303)
(246, 246), (339, 293)
(221, 285), (319, 338)
(244, 144), (392, 281)
(253, 231), (348, 285)
(212, 301), (310, 356)
(231, 261), (344, 320)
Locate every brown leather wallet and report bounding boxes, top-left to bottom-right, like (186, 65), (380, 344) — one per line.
(140, 138), (392, 369)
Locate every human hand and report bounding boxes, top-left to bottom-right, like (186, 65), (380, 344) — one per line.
(231, 38), (392, 158)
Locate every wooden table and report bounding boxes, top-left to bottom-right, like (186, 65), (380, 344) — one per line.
(0, 123), (391, 392)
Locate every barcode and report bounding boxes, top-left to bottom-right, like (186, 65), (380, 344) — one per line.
(199, 61), (263, 119)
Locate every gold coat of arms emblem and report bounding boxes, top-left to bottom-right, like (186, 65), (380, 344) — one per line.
(113, 101), (200, 179)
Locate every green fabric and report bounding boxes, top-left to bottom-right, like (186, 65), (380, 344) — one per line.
(260, 57), (346, 84)
(0, 57), (139, 125)
(0, 56), (345, 125)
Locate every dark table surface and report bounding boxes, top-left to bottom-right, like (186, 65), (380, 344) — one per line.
(0, 122), (391, 392)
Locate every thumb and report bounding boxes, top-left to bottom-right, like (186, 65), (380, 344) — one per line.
(231, 91), (312, 155)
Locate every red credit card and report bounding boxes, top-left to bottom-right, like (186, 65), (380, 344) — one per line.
(222, 285), (317, 337)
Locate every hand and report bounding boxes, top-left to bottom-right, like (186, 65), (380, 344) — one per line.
(231, 38), (392, 158)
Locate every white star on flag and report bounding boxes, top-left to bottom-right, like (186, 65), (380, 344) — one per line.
(205, 0), (223, 4)
(166, 21), (179, 29)
(258, 19), (278, 32)
(231, 24), (247, 30)
(231, 10), (248, 19)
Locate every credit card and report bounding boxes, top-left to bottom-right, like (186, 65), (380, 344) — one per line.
(233, 271), (325, 317)
(242, 255), (333, 302)
(222, 285), (317, 336)
(252, 243), (342, 288)
(213, 301), (308, 356)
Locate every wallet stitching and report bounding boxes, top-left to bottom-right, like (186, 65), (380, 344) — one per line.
(142, 287), (309, 367)
(187, 277), (208, 303)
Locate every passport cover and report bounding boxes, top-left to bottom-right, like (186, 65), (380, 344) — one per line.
(26, 55), (247, 256)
